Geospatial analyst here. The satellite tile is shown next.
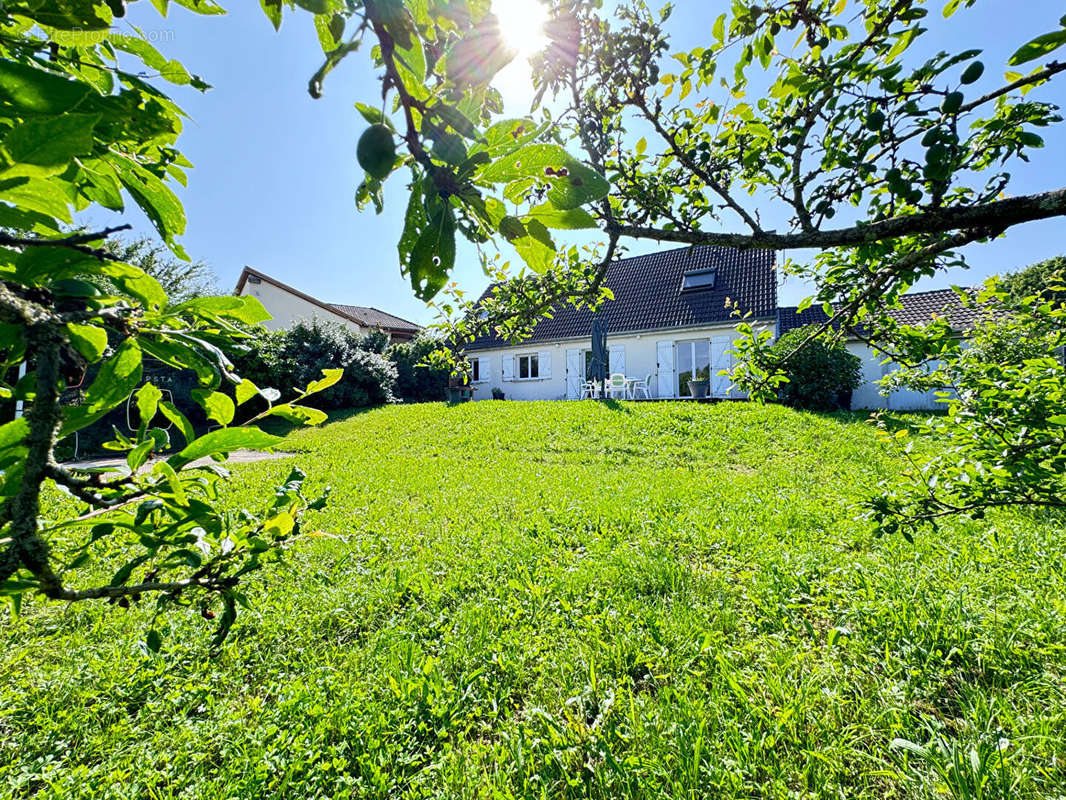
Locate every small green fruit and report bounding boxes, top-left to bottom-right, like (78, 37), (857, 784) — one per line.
(865, 110), (885, 131)
(960, 61), (984, 85)
(941, 91), (964, 115)
(357, 124), (396, 180)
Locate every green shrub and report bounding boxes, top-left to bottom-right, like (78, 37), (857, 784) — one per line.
(998, 255), (1065, 305)
(360, 328), (390, 354)
(233, 320), (396, 411)
(770, 324), (862, 411)
(386, 333), (450, 402)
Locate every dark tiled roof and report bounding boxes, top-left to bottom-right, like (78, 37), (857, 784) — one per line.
(778, 287), (988, 335)
(329, 304), (421, 333)
(468, 245), (777, 349)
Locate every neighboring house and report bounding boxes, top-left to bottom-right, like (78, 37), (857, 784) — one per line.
(467, 244), (985, 409)
(778, 288), (987, 410)
(466, 246), (778, 401)
(234, 266), (420, 343)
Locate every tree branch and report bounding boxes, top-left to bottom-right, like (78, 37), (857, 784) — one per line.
(609, 188), (1066, 250)
(0, 225), (131, 261)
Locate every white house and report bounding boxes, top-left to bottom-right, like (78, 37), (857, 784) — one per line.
(466, 246), (777, 402)
(466, 245), (982, 410)
(234, 266), (420, 343)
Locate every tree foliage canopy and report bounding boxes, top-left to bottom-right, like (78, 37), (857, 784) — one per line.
(871, 276), (1066, 538)
(998, 254), (1066, 304)
(272, 0), (1066, 342)
(0, 0), (341, 647)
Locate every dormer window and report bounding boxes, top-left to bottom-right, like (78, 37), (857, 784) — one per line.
(680, 268), (717, 292)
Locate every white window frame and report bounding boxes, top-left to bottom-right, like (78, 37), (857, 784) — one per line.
(471, 356), (488, 384)
(515, 352), (540, 381)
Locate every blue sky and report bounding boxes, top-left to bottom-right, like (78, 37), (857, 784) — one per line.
(107, 1), (1066, 324)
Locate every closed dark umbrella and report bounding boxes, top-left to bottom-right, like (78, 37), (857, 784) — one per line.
(590, 317), (608, 389)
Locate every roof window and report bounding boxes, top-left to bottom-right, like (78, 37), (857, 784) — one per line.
(680, 268), (717, 292)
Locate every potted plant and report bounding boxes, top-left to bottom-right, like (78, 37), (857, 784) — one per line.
(491, 387), (505, 400)
(687, 377), (710, 399)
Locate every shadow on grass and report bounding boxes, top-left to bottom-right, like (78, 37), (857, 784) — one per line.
(784, 405), (948, 433)
(596, 399), (633, 414)
(256, 406), (377, 442)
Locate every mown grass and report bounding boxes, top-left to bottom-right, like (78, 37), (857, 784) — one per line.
(2, 401), (1064, 799)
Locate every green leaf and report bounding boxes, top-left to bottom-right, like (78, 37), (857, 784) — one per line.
(235, 378), (259, 406)
(168, 427), (284, 469)
(97, 261), (168, 308)
(408, 202), (455, 301)
(0, 418), (28, 454)
(0, 177), (72, 222)
(159, 401), (195, 446)
(153, 460), (187, 505)
(712, 14), (726, 44)
(524, 203), (597, 230)
(177, 295), (272, 324)
(398, 179), (426, 271)
(314, 12), (339, 51)
(135, 383), (163, 431)
(61, 339), (143, 436)
(192, 389), (236, 426)
(1008, 30), (1066, 65)
(512, 218), (556, 273)
(172, 0), (226, 14)
(146, 629), (163, 653)
(268, 404), (328, 426)
(429, 103), (482, 141)
(65, 323), (108, 361)
(395, 36), (427, 85)
(260, 0), (283, 29)
(112, 36), (192, 86)
(478, 118), (539, 155)
(355, 102), (394, 129)
(2, 113), (98, 174)
(113, 158), (187, 256)
(480, 144), (608, 210)
(127, 439), (155, 472)
(79, 159), (124, 210)
(304, 368), (344, 395)
(0, 59), (92, 115)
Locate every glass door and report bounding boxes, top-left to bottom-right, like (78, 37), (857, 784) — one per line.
(676, 340), (710, 397)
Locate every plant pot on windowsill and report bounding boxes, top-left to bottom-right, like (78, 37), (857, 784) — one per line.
(687, 379), (710, 399)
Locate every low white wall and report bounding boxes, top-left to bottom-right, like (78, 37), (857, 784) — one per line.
(847, 341), (945, 411)
(238, 278), (365, 335)
(469, 326), (950, 410)
(468, 322), (772, 401)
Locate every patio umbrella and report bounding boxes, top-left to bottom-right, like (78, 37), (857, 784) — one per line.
(590, 317), (608, 388)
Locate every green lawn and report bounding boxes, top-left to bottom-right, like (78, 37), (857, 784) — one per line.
(3, 402), (1065, 799)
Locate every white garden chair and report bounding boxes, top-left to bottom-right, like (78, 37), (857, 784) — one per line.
(580, 380), (599, 399)
(629, 374), (652, 400)
(605, 372), (628, 399)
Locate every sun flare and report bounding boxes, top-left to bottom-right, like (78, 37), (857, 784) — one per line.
(493, 0), (549, 59)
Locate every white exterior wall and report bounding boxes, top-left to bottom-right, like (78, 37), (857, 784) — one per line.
(238, 278), (365, 335)
(846, 341), (945, 411)
(468, 321), (772, 401)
